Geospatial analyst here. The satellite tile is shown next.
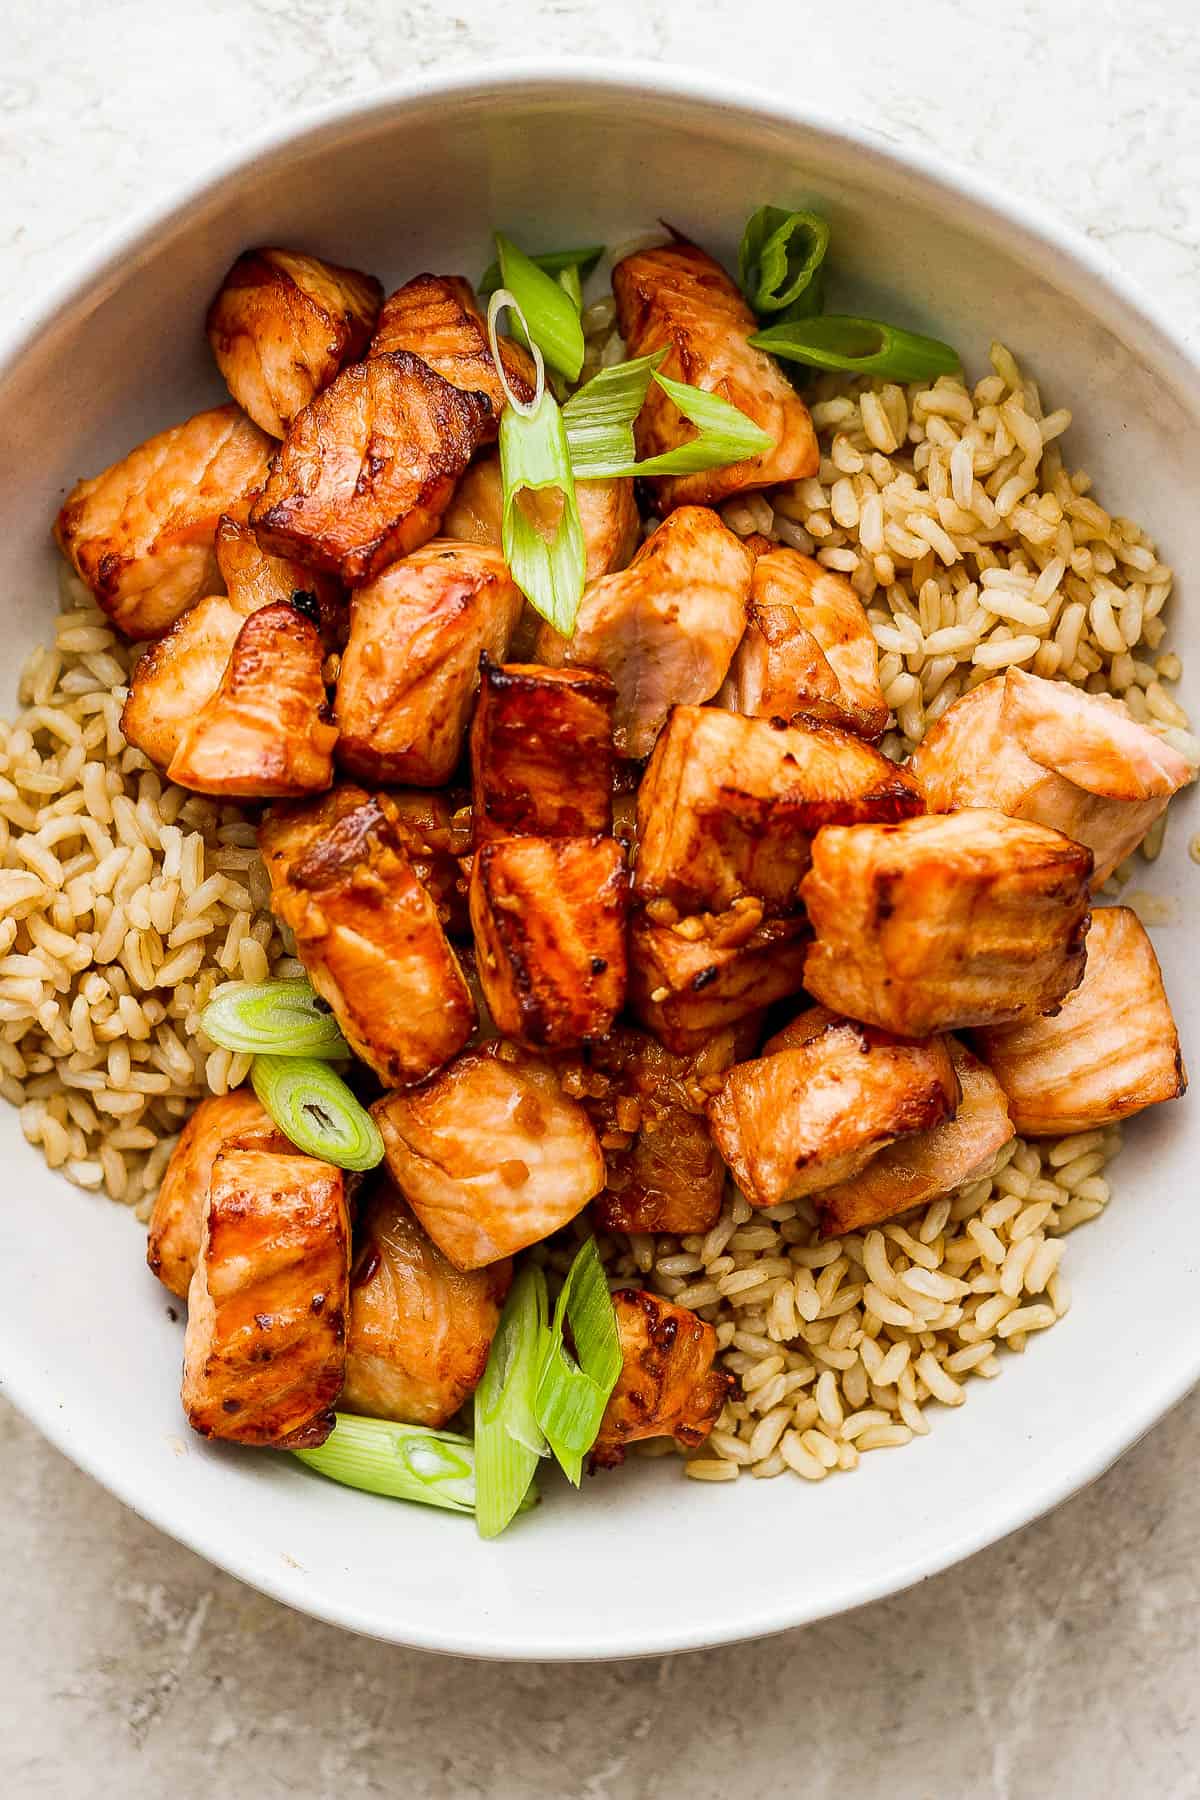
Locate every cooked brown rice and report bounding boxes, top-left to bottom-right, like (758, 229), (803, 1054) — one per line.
(2, 335), (1194, 1483)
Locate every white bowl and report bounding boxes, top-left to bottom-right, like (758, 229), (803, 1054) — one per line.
(1, 63), (1196, 1661)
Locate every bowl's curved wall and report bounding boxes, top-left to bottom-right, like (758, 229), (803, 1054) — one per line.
(1, 66), (1196, 1658)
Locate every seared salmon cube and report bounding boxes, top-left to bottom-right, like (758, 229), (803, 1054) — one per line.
(334, 540), (523, 785)
(469, 835), (629, 1049)
(121, 594), (248, 773)
(167, 600), (336, 797)
(814, 1041), (1013, 1237)
(146, 1090), (286, 1299)
(612, 236), (819, 511)
(260, 789), (475, 1086)
(628, 909), (808, 1052)
(370, 272), (535, 432)
(372, 1045), (606, 1269)
(343, 1180), (511, 1428)
(977, 905), (1187, 1135)
(215, 514), (347, 646)
(471, 660), (615, 843)
(722, 547), (888, 740)
(55, 404), (273, 638)
(707, 1007), (960, 1208)
(251, 351), (491, 584)
(912, 667), (1194, 885)
(592, 1290), (732, 1469)
(635, 705), (923, 915)
(800, 810), (1093, 1036)
(181, 1147), (349, 1447)
(536, 508), (753, 759)
(207, 247), (382, 438)
(568, 1025), (747, 1236)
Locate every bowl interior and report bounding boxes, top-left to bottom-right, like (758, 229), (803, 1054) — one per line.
(1, 69), (1197, 1659)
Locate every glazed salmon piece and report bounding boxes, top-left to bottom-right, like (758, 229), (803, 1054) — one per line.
(333, 539), (523, 786)
(260, 789), (475, 1087)
(207, 247), (383, 437)
(55, 404), (274, 638)
(146, 1090), (286, 1299)
(469, 835), (629, 1049)
(251, 351), (491, 584)
(800, 810), (1093, 1036)
(442, 451), (640, 583)
(635, 705), (923, 916)
(167, 600), (336, 797)
(591, 1290), (732, 1469)
(343, 1181), (512, 1428)
(372, 1045), (606, 1270)
(628, 909), (808, 1053)
(566, 1024), (751, 1236)
(470, 661), (615, 843)
(370, 273), (535, 431)
(122, 594), (249, 772)
(612, 236), (818, 511)
(722, 548), (889, 740)
(707, 1008), (960, 1209)
(911, 667), (1195, 884)
(815, 1041), (1014, 1237)
(181, 1147), (350, 1448)
(262, 781), (468, 926)
(536, 508), (753, 760)
(214, 514), (347, 646)
(977, 905), (1187, 1135)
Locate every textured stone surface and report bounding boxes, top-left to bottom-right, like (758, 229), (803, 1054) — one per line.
(3, 1), (1199, 1792)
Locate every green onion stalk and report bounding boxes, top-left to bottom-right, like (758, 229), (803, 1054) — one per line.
(295, 1415), (478, 1513)
(749, 314), (961, 382)
(535, 1238), (622, 1487)
(251, 1055), (384, 1172)
(200, 978), (350, 1059)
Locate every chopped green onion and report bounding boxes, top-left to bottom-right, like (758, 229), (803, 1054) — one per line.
(199, 979), (350, 1059)
(251, 1055), (384, 1172)
(474, 1265), (549, 1539)
(535, 1238), (622, 1486)
(479, 243), (604, 298)
(500, 386), (586, 635)
(557, 262), (584, 312)
(486, 286), (545, 417)
(562, 355), (773, 481)
(750, 314), (961, 382)
(739, 204), (830, 317)
(294, 1414), (477, 1513)
(495, 234), (585, 382)
(562, 350), (663, 478)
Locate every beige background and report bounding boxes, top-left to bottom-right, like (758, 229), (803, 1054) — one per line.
(3, 0), (1199, 1792)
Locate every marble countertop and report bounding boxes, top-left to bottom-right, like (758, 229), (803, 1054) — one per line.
(3, 2), (1199, 1793)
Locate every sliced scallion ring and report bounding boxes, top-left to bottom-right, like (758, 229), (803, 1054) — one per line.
(494, 233), (586, 383)
(251, 1055), (384, 1172)
(487, 286), (545, 418)
(561, 350), (664, 478)
(478, 243), (604, 298)
(535, 1237), (622, 1487)
(474, 1264), (550, 1539)
(499, 386), (586, 635)
(562, 354), (773, 481)
(294, 1415), (477, 1513)
(199, 979), (350, 1059)
(739, 204), (830, 317)
(750, 314), (961, 382)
